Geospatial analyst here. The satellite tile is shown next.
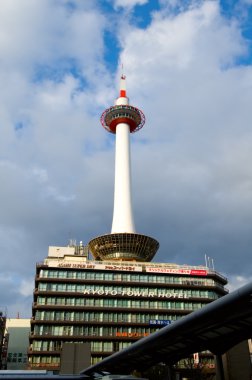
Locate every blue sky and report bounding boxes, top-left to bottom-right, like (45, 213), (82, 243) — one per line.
(1, 0), (252, 317)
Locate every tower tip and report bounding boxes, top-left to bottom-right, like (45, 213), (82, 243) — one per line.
(119, 71), (127, 98)
(121, 63), (125, 80)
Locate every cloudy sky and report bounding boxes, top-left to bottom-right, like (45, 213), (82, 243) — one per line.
(1, 0), (252, 317)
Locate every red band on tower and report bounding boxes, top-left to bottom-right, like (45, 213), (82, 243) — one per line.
(120, 90), (126, 97)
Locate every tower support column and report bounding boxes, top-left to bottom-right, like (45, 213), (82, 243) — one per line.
(112, 122), (135, 233)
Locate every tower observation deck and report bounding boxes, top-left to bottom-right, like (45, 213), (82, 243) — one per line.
(88, 75), (159, 261)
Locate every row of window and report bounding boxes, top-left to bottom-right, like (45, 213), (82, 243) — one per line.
(32, 325), (158, 337)
(34, 310), (179, 323)
(7, 357), (27, 363)
(30, 340), (131, 356)
(36, 296), (207, 310)
(29, 353), (215, 368)
(109, 111), (136, 120)
(7, 353), (27, 363)
(92, 355), (110, 365)
(37, 283), (218, 299)
(29, 356), (60, 365)
(39, 269), (219, 287)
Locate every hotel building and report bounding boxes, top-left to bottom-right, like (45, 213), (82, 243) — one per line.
(28, 244), (227, 371)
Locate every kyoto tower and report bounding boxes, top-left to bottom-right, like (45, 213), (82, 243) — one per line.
(88, 75), (159, 262)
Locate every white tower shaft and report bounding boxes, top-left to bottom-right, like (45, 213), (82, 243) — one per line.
(111, 80), (135, 233)
(111, 121), (135, 233)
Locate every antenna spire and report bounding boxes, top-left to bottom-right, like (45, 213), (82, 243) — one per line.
(119, 64), (127, 98)
(121, 63), (125, 78)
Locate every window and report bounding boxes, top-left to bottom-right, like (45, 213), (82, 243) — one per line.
(103, 342), (113, 352)
(131, 274), (140, 282)
(104, 299), (114, 307)
(38, 283), (47, 291)
(95, 273), (103, 280)
(92, 341), (103, 351)
(104, 273), (112, 281)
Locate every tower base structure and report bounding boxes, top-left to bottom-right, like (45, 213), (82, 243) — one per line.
(88, 233), (159, 262)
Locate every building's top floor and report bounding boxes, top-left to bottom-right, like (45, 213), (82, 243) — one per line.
(6, 319), (30, 329)
(40, 245), (227, 286)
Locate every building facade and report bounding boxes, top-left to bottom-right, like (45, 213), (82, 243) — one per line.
(28, 244), (227, 372)
(6, 318), (30, 370)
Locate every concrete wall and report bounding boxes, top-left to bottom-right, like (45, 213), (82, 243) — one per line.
(6, 319), (30, 370)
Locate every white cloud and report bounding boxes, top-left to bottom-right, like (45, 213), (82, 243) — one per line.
(31, 168), (49, 184)
(0, 0), (112, 316)
(19, 278), (34, 297)
(227, 275), (252, 292)
(114, 0), (148, 9)
(119, 1), (245, 79)
(0, 0), (106, 73)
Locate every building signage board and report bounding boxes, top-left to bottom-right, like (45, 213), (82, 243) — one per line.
(50, 262), (142, 272)
(116, 332), (149, 338)
(47, 260), (207, 276)
(82, 288), (190, 299)
(146, 268), (207, 276)
(149, 319), (172, 326)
